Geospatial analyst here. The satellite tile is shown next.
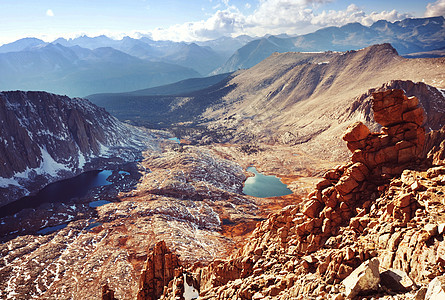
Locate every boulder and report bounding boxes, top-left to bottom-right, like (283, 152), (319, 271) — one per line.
(303, 200), (323, 219)
(343, 122), (371, 142)
(335, 176), (359, 196)
(425, 275), (445, 300)
(342, 258), (380, 298)
(380, 268), (415, 292)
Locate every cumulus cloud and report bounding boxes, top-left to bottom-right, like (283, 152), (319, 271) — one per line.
(46, 9), (54, 17)
(425, 0), (445, 17)
(311, 4), (410, 27)
(148, 0), (413, 41)
(151, 7), (246, 41)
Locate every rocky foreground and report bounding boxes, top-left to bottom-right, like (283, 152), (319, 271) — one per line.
(104, 89), (445, 300)
(1, 88), (444, 299)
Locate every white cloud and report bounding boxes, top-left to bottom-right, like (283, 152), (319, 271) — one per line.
(151, 7), (246, 41)
(245, 3), (252, 9)
(311, 4), (410, 27)
(148, 0), (413, 42)
(46, 9), (54, 17)
(425, 0), (445, 17)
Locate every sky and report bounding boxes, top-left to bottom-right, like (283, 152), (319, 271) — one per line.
(0, 0), (444, 46)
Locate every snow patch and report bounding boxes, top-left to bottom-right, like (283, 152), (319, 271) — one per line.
(78, 151), (86, 169)
(0, 177), (20, 188)
(183, 274), (199, 300)
(98, 143), (111, 157)
(38, 147), (70, 176)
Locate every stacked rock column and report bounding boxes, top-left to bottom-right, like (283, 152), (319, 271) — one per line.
(295, 89), (426, 254)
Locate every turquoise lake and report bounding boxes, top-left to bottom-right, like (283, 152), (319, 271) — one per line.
(242, 167), (292, 198)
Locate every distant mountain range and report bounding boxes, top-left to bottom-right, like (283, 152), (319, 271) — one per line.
(0, 17), (443, 97)
(0, 43), (203, 97)
(0, 35), (251, 97)
(213, 16), (445, 74)
(0, 35), (251, 77)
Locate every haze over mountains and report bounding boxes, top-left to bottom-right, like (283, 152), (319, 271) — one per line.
(213, 16), (445, 74)
(0, 17), (443, 97)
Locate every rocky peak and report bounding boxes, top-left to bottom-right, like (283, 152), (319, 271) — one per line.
(136, 241), (182, 300)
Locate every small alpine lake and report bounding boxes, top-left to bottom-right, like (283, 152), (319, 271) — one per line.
(242, 167), (292, 198)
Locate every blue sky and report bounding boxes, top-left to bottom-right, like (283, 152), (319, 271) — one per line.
(0, 0), (444, 45)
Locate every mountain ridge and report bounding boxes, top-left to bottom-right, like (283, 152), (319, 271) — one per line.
(213, 16), (445, 74)
(0, 90), (149, 206)
(0, 43), (201, 97)
(89, 43), (445, 162)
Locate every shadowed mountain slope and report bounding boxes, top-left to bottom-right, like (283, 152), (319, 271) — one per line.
(0, 91), (149, 205)
(202, 44), (445, 159)
(88, 74), (236, 128)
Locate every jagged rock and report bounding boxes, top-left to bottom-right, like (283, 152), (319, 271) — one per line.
(303, 199), (323, 218)
(380, 268), (415, 292)
(137, 241), (181, 300)
(102, 284), (117, 300)
(342, 258), (380, 298)
(425, 126), (445, 166)
(425, 275), (445, 300)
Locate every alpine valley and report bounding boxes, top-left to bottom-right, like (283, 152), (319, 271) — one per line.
(1, 15), (445, 300)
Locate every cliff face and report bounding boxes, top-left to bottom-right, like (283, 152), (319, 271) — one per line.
(0, 90), (148, 205)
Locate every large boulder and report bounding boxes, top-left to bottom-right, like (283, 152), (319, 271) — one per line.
(342, 258), (380, 298)
(425, 276), (445, 300)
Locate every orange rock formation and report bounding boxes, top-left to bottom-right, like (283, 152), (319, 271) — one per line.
(137, 241), (181, 300)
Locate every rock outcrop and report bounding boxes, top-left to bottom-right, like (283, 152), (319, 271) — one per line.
(136, 241), (200, 300)
(163, 88), (445, 299)
(137, 241), (181, 300)
(0, 91), (148, 205)
(425, 125), (445, 166)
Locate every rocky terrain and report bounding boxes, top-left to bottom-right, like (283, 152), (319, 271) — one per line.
(1, 44), (445, 300)
(0, 133), (307, 299)
(0, 91), (149, 206)
(130, 89), (445, 300)
(2, 86), (443, 299)
(87, 44), (445, 164)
